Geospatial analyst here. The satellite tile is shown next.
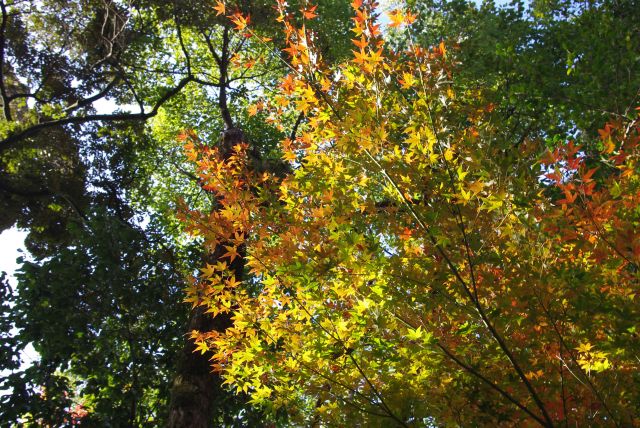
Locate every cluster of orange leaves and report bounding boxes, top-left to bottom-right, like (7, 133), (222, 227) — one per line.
(541, 114), (640, 275)
(177, 0), (640, 425)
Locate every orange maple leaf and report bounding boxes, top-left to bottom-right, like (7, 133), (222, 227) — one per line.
(352, 36), (368, 50)
(369, 48), (383, 63)
(226, 276), (241, 288)
(213, 0), (225, 16)
(283, 150), (297, 162)
(400, 227), (413, 241)
(563, 189), (577, 204)
(369, 22), (381, 38)
(302, 5), (317, 19)
(283, 44), (299, 58)
(352, 49), (368, 64)
(439, 41), (447, 56)
(230, 13), (250, 31)
(404, 11), (418, 25)
(222, 245), (240, 262)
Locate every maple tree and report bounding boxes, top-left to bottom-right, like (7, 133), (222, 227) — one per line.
(1, 0), (354, 424)
(1, 0), (637, 425)
(180, 0), (640, 426)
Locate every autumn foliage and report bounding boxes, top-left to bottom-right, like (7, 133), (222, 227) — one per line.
(179, 0), (640, 425)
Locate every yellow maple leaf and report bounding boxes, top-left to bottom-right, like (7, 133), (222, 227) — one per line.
(193, 341), (209, 355)
(444, 147), (454, 161)
(468, 180), (484, 194)
(387, 9), (404, 28)
(575, 342), (594, 353)
(200, 263), (216, 278)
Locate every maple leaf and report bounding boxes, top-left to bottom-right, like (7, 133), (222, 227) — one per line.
(302, 5), (317, 19)
(398, 72), (416, 89)
(404, 11), (418, 25)
(406, 326), (423, 341)
(468, 180), (484, 194)
(575, 342), (594, 353)
(222, 245), (240, 262)
(193, 340), (209, 355)
(368, 48), (383, 63)
(387, 9), (404, 28)
(352, 36), (368, 50)
(226, 276), (241, 288)
(183, 292), (201, 309)
(200, 263), (216, 278)
(351, 48), (365, 63)
(400, 227), (412, 241)
(230, 13), (250, 31)
(282, 150), (297, 162)
(444, 147), (454, 161)
(368, 22), (381, 38)
(213, 0), (225, 16)
(233, 231), (245, 244)
(439, 41), (447, 56)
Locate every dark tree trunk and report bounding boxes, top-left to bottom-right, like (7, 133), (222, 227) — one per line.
(167, 127), (246, 428)
(166, 307), (232, 428)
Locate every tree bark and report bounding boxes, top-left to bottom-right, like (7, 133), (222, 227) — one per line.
(167, 127), (246, 428)
(166, 307), (231, 428)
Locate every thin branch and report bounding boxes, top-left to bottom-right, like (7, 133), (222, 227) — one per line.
(538, 296), (621, 427)
(217, 26), (234, 129)
(0, 0), (12, 120)
(0, 75), (195, 152)
(391, 311), (546, 426)
(174, 13), (191, 75)
(251, 254), (407, 425)
(201, 30), (222, 68)
(63, 76), (121, 114)
(437, 343), (548, 426)
(289, 112), (304, 141)
(362, 148), (554, 427)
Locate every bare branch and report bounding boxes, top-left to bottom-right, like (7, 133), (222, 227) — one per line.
(218, 26), (234, 130)
(0, 75), (195, 152)
(63, 76), (121, 114)
(0, 0), (12, 121)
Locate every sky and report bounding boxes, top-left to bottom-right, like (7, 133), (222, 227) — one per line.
(0, 227), (38, 391)
(0, 227), (27, 287)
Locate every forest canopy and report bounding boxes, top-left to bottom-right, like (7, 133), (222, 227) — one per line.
(1, 0), (639, 426)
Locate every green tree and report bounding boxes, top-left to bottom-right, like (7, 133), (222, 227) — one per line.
(405, 0), (640, 144)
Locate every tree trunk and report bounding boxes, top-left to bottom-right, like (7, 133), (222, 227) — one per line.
(167, 127), (246, 428)
(166, 306), (233, 428)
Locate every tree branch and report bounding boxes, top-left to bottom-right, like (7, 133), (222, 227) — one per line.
(218, 26), (234, 130)
(63, 76), (121, 114)
(0, 0), (12, 121)
(289, 112), (304, 141)
(362, 147), (554, 427)
(0, 75), (195, 152)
